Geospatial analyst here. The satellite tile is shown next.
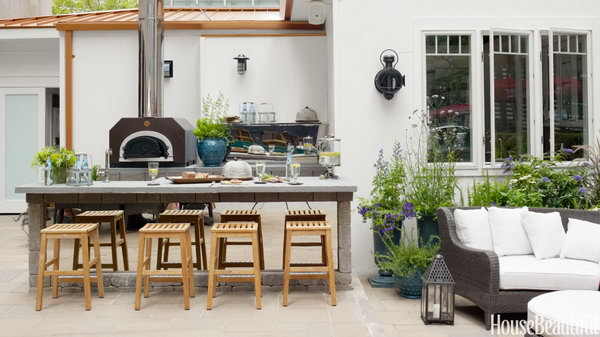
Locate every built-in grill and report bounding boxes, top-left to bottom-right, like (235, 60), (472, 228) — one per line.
(108, 0), (196, 168)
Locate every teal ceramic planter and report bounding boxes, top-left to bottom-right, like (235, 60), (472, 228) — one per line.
(394, 270), (424, 299)
(418, 215), (440, 247)
(368, 217), (402, 288)
(197, 137), (228, 167)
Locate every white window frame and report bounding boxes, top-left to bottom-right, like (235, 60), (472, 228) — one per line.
(422, 30), (479, 169)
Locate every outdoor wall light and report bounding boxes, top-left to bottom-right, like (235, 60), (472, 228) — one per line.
(163, 60), (173, 78)
(374, 49), (405, 100)
(234, 54), (250, 75)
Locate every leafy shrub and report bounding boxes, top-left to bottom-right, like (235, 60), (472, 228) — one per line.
(194, 92), (231, 141)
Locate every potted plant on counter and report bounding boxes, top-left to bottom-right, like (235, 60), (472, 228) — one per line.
(376, 229), (440, 299)
(32, 146), (76, 184)
(194, 92), (231, 167)
(358, 141), (416, 288)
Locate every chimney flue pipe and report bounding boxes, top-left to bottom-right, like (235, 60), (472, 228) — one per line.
(138, 0), (164, 118)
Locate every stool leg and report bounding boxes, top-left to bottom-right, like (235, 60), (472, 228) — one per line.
(163, 238), (170, 265)
(252, 231), (262, 310)
(282, 223), (288, 269)
(134, 234), (146, 310)
(72, 238), (80, 270)
(198, 218), (208, 270)
(193, 219), (202, 271)
(143, 238), (152, 298)
(81, 234), (92, 311)
(110, 220), (119, 271)
(218, 238), (228, 269)
(282, 230), (292, 307)
(119, 217), (129, 271)
(206, 233), (219, 310)
(321, 235), (327, 266)
(187, 230), (196, 298)
(92, 229), (105, 298)
(180, 233), (191, 310)
(35, 234), (48, 311)
(257, 218), (265, 270)
(156, 238), (164, 270)
(51, 238), (61, 298)
(325, 230), (336, 306)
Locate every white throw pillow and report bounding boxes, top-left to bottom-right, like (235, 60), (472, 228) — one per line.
(488, 207), (532, 256)
(453, 208), (493, 251)
(560, 218), (600, 263)
(521, 211), (565, 259)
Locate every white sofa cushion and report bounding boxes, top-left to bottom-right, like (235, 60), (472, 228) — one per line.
(499, 255), (600, 291)
(453, 208), (493, 251)
(488, 207), (532, 256)
(522, 211), (565, 259)
(560, 218), (600, 263)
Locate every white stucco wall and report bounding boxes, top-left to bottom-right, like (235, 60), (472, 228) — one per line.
(330, 0), (600, 275)
(69, 30), (328, 165)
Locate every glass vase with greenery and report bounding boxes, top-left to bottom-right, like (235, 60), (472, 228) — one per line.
(375, 229), (440, 298)
(32, 146), (76, 184)
(194, 92), (231, 166)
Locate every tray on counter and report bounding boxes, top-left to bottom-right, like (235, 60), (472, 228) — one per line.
(166, 176), (224, 184)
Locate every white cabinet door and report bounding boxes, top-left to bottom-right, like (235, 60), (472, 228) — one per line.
(0, 88), (45, 213)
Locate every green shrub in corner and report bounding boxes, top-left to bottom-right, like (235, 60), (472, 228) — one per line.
(375, 229), (440, 278)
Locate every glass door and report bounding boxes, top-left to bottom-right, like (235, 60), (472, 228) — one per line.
(0, 88), (45, 213)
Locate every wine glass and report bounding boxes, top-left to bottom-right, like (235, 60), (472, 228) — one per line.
(268, 144), (276, 156)
(290, 163), (301, 183)
(148, 162), (159, 186)
(255, 161), (266, 180)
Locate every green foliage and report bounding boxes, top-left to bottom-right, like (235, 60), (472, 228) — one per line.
(375, 229), (440, 278)
(194, 92), (231, 142)
(52, 0), (137, 14)
(92, 165), (100, 181)
(582, 141), (600, 207)
(32, 146), (76, 169)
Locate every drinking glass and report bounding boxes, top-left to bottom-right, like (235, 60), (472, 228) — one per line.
(290, 163), (301, 183)
(268, 144), (276, 155)
(148, 162), (159, 185)
(255, 161), (266, 179)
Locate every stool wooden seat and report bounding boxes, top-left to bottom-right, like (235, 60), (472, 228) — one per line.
(218, 209), (264, 269)
(73, 210), (128, 271)
(157, 209), (207, 271)
(36, 223), (104, 311)
(283, 209), (327, 268)
(283, 221), (336, 306)
(207, 222), (262, 310)
(135, 223), (195, 310)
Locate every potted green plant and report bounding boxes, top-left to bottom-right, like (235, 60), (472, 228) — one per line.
(357, 141), (416, 287)
(194, 92), (231, 167)
(31, 146), (76, 184)
(376, 229), (440, 298)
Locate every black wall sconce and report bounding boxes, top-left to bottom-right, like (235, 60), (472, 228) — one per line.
(374, 49), (405, 100)
(234, 54), (250, 75)
(163, 60), (173, 78)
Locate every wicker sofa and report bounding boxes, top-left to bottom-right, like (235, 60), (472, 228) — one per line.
(437, 207), (600, 329)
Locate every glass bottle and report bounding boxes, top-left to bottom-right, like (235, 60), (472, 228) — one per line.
(44, 158), (53, 186)
(249, 102), (256, 124)
(241, 102), (248, 124)
(285, 143), (293, 179)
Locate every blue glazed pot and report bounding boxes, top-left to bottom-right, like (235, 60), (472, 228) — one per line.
(197, 137), (227, 167)
(394, 270), (424, 299)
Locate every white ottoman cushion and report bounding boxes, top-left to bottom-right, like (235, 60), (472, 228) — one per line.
(528, 290), (600, 337)
(499, 255), (600, 291)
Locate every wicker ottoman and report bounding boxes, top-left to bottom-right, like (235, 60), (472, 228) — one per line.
(527, 290), (600, 337)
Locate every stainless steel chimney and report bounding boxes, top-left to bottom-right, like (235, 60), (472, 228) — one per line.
(138, 0), (164, 118)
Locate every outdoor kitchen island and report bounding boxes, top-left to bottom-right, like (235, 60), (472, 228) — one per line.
(16, 177), (356, 291)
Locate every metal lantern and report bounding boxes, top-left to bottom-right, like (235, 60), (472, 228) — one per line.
(374, 49), (405, 100)
(421, 254), (455, 325)
(234, 54), (249, 75)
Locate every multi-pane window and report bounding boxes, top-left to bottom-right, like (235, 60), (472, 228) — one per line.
(484, 33), (531, 162)
(425, 34), (472, 162)
(542, 32), (588, 159)
(166, 0), (279, 7)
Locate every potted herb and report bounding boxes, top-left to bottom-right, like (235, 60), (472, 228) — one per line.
(357, 141), (416, 287)
(376, 229), (440, 298)
(194, 92), (231, 167)
(31, 146), (76, 184)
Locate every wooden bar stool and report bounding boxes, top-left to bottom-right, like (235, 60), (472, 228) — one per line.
(157, 209), (207, 271)
(36, 223), (104, 311)
(218, 210), (264, 269)
(73, 210), (129, 271)
(283, 209), (327, 268)
(207, 222), (262, 310)
(283, 221), (336, 306)
(135, 223), (195, 310)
